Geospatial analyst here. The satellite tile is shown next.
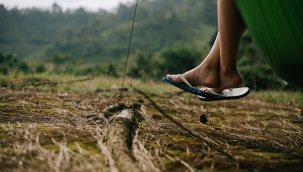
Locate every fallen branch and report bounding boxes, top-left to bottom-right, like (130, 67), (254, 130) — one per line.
(104, 104), (160, 172)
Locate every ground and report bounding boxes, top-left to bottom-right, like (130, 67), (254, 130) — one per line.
(0, 76), (302, 172)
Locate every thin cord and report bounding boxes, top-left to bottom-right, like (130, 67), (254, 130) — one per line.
(119, 0), (139, 103)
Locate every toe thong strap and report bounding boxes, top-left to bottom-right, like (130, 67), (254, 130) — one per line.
(176, 74), (229, 97)
(207, 88), (226, 97)
(177, 74), (193, 87)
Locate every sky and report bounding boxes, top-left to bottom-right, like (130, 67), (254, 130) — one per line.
(0, 0), (134, 12)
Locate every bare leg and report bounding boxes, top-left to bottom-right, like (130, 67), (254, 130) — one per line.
(167, 0), (246, 91)
(166, 33), (221, 88)
(210, 0), (246, 93)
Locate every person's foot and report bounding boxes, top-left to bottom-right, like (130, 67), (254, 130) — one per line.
(166, 62), (219, 88)
(203, 68), (244, 94)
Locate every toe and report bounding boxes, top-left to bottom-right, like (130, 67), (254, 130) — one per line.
(166, 74), (178, 80)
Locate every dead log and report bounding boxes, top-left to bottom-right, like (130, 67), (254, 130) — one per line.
(104, 108), (144, 172)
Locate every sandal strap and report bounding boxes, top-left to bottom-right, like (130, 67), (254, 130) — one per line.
(177, 74), (232, 96)
(207, 88), (226, 97)
(177, 74), (193, 87)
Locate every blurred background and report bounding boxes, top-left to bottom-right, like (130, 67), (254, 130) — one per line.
(0, 0), (297, 90)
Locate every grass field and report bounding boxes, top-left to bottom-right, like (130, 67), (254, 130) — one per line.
(0, 74), (302, 172)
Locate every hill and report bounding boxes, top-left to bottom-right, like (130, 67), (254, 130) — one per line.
(0, 0), (217, 61)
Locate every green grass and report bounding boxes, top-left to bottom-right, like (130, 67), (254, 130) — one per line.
(252, 90), (303, 105)
(1, 73), (302, 105)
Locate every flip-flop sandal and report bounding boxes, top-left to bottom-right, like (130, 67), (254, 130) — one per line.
(162, 74), (210, 97)
(163, 75), (250, 101)
(198, 87), (250, 101)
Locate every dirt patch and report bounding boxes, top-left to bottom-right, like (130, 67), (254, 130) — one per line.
(0, 87), (303, 172)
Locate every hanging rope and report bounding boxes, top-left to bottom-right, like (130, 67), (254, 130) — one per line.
(118, 0), (139, 103)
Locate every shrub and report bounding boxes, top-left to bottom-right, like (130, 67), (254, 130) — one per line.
(159, 43), (202, 75)
(35, 64), (46, 73)
(128, 43), (203, 80)
(0, 51), (32, 75)
(51, 53), (71, 65)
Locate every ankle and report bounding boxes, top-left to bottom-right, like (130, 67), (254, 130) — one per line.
(221, 68), (238, 76)
(201, 60), (218, 69)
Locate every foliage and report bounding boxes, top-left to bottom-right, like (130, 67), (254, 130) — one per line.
(127, 51), (157, 80)
(0, 51), (31, 74)
(0, 1), (217, 60)
(74, 62), (119, 77)
(35, 64), (46, 73)
(0, 4), (103, 59)
(158, 43), (202, 75)
(236, 32), (286, 90)
(128, 43), (203, 80)
(0, 49), (121, 77)
(51, 53), (71, 65)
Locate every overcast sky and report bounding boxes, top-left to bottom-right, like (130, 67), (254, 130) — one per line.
(0, 0), (134, 11)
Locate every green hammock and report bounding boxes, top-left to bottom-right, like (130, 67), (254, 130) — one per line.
(234, 0), (303, 87)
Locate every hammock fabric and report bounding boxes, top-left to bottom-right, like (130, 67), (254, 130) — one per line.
(234, 0), (303, 87)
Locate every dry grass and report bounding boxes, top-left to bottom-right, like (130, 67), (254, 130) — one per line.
(0, 86), (115, 171)
(137, 92), (303, 172)
(0, 123), (109, 172)
(0, 75), (303, 172)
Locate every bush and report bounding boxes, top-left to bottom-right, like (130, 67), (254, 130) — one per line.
(127, 51), (157, 79)
(159, 43), (202, 75)
(35, 64), (46, 73)
(18, 61), (30, 74)
(0, 65), (8, 75)
(75, 61), (119, 77)
(0, 51), (32, 75)
(128, 43), (203, 80)
(51, 53), (71, 65)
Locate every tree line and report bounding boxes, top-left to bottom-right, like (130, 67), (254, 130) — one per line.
(0, 0), (217, 60)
